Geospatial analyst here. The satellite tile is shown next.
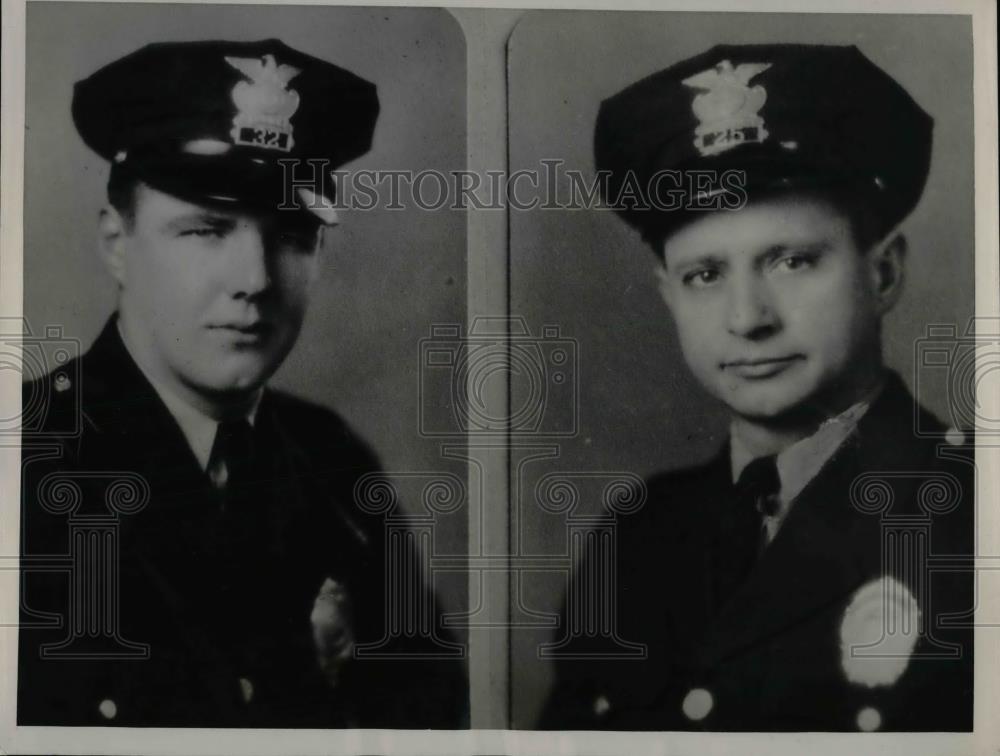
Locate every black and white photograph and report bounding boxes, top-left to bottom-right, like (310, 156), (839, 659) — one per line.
(1, 2), (997, 755)
(13, 1), (469, 732)
(507, 9), (979, 733)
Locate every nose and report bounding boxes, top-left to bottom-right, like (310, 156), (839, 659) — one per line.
(227, 223), (270, 299)
(726, 271), (779, 339)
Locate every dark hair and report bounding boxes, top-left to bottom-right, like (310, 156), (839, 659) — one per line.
(826, 189), (891, 254)
(106, 164), (140, 228)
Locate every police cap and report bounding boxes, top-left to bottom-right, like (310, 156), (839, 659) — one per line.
(72, 38), (379, 223)
(594, 44), (932, 249)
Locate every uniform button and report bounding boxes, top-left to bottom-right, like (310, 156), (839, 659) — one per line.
(681, 687), (713, 721)
(239, 677), (254, 704)
(592, 694), (611, 717)
(857, 706), (882, 732)
(98, 698), (117, 720)
(945, 427), (965, 446)
(54, 373), (71, 393)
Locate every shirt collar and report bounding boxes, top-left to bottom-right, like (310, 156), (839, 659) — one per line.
(730, 381), (884, 503)
(117, 320), (262, 471)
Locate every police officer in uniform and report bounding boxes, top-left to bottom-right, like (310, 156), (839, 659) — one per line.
(541, 44), (974, 732)
(19, 39), (466, 728)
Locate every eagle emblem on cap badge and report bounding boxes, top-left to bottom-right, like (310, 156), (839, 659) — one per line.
(682, 60), (771, 157)
(225, 54), (302, 152)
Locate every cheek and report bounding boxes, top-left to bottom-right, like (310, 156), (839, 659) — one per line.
(669, 301), (727, 378)
(670, 293), (726, 355)
(125, 238), (212, 319)
(776, 265), (874, 352)
(272, 254), (318, 311)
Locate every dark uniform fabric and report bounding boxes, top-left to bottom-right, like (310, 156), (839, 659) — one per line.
(19, 318), (467, 728)
(540, 374), (973, 731)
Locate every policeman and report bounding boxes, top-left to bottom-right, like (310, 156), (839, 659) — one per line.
(19, 39), (466, 728)
(541, 44), (973, 732)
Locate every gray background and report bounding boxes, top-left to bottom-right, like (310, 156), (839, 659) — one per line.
(507, 11), (974, 727)
(24, 4), (469, 618)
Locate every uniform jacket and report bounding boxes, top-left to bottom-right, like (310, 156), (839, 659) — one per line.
(19, 318), (467, 728)
(540, 373), (974, 731)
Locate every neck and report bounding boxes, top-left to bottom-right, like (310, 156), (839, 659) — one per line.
(730, 364), (887, 458)
(116, 315), (261, 422)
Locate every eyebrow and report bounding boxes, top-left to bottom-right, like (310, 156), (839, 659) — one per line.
(670, 253), (728, 271)
(161, 213), (237, 232)
(669, 241), (832, 271)
(758, 241), (831, 259)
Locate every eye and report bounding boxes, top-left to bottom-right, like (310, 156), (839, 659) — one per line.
(773, 252), (818, 273)
(180, 227), (226, 239)
(682, 268), (722, 288)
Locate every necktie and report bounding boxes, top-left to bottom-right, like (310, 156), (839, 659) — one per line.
(209, 418), (255, 496)
(717, 454), (780, 606)
(206, 418), (262, 661)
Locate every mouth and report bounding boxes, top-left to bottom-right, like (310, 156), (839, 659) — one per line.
(208, 321), (272, 342)
(721, 355), (804, 380)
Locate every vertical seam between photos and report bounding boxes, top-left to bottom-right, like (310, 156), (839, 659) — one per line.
(504, 25), (514, 729)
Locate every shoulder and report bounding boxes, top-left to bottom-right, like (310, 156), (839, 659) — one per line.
(866, 380), (975, 506)
(615, 452), (729, 548)
(262, 389), (381, 469)
(21, 354), (87, 439)
(646, 455), (726, 499)
(20, 353), (94, 474)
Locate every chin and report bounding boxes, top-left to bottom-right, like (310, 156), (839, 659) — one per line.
(200, 361), (275, 395)
(720, 393), (797, 421)
(711, 377), (818, 423)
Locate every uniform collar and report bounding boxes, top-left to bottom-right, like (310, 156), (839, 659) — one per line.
(116, 319), (262, 471)
(729, 379), (884, 538)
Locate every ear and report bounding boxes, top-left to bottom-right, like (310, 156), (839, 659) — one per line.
(867, 232), (907, 315)
(307, 226), (324, 283)
(654, 261), (674, 311)
(98, 206), (129, 286)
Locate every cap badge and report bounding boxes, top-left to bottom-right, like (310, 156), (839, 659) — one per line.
(682, 60), (771, 157)
(225, 54), (302, 152)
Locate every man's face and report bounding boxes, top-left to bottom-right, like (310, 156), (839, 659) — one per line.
(658, 194), (898, 422)
(107, 184), (321, 404)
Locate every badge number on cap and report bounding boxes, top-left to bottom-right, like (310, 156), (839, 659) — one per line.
(682, 60), (771, 157)
(225, 54), (301, 152)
